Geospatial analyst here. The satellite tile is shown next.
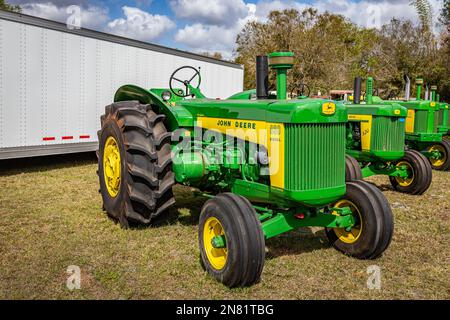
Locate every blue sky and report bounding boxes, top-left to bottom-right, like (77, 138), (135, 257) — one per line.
(9, 0), (443, 59)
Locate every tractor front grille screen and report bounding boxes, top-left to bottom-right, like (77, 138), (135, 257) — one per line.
(371, 117), (405, 152)
(285, 123), (346, 191)
(414, 110), (429, 133)
(434, 111), (440, 133)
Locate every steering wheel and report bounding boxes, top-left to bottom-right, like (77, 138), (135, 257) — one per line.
(169, 66), (201, 97)
(290, 83), (310, 98)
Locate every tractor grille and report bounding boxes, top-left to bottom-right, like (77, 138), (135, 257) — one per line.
(434, 109), (445, 126)
(414, 110), (429, 133)
(433, 111), (439, 133)
(285, 123), (346, 191)
(371, 116), (405, 152)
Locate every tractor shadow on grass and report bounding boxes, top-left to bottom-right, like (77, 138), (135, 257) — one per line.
(0, 152), (97, 176)
(150, 185), (206, 228)
(364, 180), (395, 192)
(265, 229), (331, 260)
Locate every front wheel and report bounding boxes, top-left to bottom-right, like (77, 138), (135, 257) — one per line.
(427, 139), (450, 171)
(389, 150), (432, 195)
(325, 181), (394, 260)
(198, 193), (265, 288)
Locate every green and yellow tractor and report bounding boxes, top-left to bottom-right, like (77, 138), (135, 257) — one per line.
(97, 52), (393, 287)
(383, 78), (450, 171)
(431, 85), (449, 140)
(343, 77), (432, 195)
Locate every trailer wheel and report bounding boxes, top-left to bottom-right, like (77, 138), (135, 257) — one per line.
(199, 193), (265, 288)
(389, 150), (432, 195)
(426, 139), (450, 171)
(325, 181), (393, 260)
(345, 155), (363, 181)
(97, 101), (175, 228)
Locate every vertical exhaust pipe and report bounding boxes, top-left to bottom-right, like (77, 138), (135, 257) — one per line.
(354, 77), (362, 104)
(256, 56), (269, 99)
(425, 86), (429, 101)
(404, 75), (411, 101)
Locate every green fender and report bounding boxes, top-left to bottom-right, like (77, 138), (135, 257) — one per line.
(114, 85), (193, 131)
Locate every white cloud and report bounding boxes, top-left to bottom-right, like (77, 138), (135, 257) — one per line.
(174, 0), (444, 59)
(174, 3), (256, 59)
(20, 2), (109, 30)
(170, 0), (250, 26)
(106, 6), (176, 42)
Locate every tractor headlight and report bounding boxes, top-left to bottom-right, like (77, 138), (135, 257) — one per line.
(161, 91), (172, 102)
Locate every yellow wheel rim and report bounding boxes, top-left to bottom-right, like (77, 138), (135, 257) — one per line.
(203, 217), (227, 270)
(428, 144), (447, 167)
(103, 136), (121, 198)
(332, 200), (363, 244)
(395, 161), (414, 187)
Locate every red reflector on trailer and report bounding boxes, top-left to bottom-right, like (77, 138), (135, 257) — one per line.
(295, 213), (305, 219)
(43, 137), (55, 141)
(79, 135), (90, 139)
(62, 136), (74, 140)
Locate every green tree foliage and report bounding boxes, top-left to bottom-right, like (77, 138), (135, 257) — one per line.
(235, 5), (450, 101)
(0, 0), (21, 12)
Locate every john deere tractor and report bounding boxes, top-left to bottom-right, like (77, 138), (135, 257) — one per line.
(384, 78), (450, 171)
(344, 77), (432, 195)
(431, 85), (450, 140)
(97, 52), (393, 288)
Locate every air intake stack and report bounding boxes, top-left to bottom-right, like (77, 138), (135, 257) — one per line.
(430, 85), (437, 102)
(366, 77), (374, 105)
(268, 52), (294, 100)
(416, 78), (424, 100)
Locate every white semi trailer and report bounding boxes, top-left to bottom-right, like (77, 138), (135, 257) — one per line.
(0, 10), (244, 159)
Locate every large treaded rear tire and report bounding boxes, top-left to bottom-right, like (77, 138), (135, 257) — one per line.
(97, 101), (175, 228)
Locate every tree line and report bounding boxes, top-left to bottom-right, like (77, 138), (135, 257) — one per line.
(235, 1), (450, 101)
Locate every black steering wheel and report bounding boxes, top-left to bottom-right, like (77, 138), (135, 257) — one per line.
(169, 66), (201, 97)
(290, 83), (311, 98)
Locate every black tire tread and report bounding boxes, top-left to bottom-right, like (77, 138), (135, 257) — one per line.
(389, 149), (432, 195)
(345, 155), (363, 181)
(98, 100), (175, 227)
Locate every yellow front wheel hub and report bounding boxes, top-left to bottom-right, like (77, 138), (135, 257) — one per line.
(103, 136), (121, 197)
(203, 217), (228, 270)
(428, 144), (447, 167)
(332, 200), (362, 244)
(395, 161), (414, 187)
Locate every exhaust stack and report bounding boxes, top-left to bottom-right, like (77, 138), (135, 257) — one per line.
(256, 56), (269, 99)
(404, 75), (411, 101)
(354, 77), (362, 104)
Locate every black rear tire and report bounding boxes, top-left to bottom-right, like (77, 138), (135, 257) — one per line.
(325, 181), (394, 260)
(199, 193), (265, 288)
(389, 150), (432, 195)
(345, 155), (363, 181)
(97, 101), (175, 228)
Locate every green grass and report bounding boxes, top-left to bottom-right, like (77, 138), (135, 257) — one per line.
(0, 153), (449, 300)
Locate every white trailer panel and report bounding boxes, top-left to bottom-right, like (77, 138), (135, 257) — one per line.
(0, 10), (244, 159)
